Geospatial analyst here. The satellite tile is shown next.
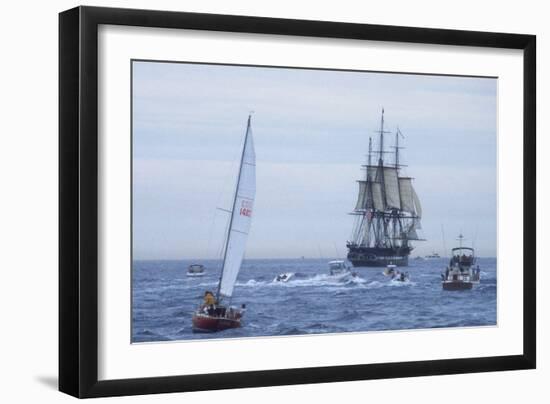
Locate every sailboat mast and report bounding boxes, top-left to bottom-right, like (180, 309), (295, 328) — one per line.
(216, 115), (252, 302)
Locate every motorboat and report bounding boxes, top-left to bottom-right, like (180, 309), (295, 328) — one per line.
(441, 234), (481, 291)
(186, 264), (205, 277)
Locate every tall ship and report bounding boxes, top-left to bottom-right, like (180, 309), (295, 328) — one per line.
(347, 109), (423, 267)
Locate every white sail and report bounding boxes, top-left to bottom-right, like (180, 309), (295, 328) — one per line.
(372, 182), (385, 211)
(407, 227), (419, 239)
(366, 165), (379, 181)
(218, 118), (256, 299)
(398, 177), (415, 214)
(355, 181), (368, 210)
(412, 186), (422, 218)
(383, 167), (401, 209)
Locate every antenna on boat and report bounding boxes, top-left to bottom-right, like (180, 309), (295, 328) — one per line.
(333, 242), (342, 260)
(457, 233), (465, 249)
(473, 225), (479, 250)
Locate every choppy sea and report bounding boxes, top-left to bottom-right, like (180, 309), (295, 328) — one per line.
(132, 258), (496, 342)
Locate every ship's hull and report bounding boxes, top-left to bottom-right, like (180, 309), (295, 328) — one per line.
(347, 245), (412, 267)
(442, 281), (474, 291)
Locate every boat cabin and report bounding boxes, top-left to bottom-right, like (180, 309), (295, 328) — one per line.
(187, 264), (205, 275)
(450, 247), (475, 270)
(329, 260), (350, 275)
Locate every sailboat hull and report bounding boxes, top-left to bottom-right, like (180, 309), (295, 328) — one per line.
(347, 245), (412, 267)
(192, 311), (243, 333)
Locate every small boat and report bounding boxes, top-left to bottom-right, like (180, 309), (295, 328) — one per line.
(329, 260), (351, 276)
(388, 269), (410, 282)
(328, 260), (358, 279)
(186, 264), (205, 277)
(425, 252), (441, 259)
(192, 115), (256, 333)
(414, 256), (424, 260)
(392, 271), (410, 282)
(274, 272), (294, 282)
(383, 263), (397, 277)
(441, 234), (481, 291)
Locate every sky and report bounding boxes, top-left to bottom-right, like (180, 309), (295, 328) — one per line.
(132, 60), (497, 259)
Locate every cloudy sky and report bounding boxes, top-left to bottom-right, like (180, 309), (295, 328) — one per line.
(132, 60), (497, 259)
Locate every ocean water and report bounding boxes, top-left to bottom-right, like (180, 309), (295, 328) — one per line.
(132, 258), (497, 342)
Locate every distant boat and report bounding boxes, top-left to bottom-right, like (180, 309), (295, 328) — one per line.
(186, 264), (205, 277)
(328, 260), (358, 279)
(346, 109), (423, 267)
(328, 260), (350, 276)
(383, 263), (397, 277)
(392, 271), (410, 282)
(441, 234), (481, 291)
(192, 115), (256, 332)
(424, 252), (441, 259)
(274, 272), (294, 282)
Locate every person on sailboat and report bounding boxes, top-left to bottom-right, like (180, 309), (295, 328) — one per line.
(201, 291), (216, 315)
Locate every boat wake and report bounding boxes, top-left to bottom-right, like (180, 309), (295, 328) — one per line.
(234, 272), (368, 289)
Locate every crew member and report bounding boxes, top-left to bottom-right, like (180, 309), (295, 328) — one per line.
(202, 291), (216, 315)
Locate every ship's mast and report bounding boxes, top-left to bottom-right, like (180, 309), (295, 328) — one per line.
(364, 137), (373, 246)
(368, 137), (372, 174)
(394, 127), (405, 245)
(395, 129), (400, 169)
(378, 108), (385, 164)
(377, 108), (389, 247)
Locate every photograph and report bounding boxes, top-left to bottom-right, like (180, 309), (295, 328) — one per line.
(131, 60), (497, 342)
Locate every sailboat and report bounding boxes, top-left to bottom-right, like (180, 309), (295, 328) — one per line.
(346, 109), (423, 267)
(192, 115), (256, 333)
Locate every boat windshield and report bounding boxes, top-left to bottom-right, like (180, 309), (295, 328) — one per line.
(329, 261), (344, 270)
(451, 247), (474, 257)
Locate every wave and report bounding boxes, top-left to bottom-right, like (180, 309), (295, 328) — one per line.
(389, 278), (416, 287)
(276, 326), (306, 335)
(232, 272), (369, 289)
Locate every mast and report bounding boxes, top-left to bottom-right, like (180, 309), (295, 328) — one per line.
(367, 137), (372, 176)
(216, 115), (252, 302)
(378, 108), (385, 164)
(394, 127), (405, 244)
(364, 137), (373, 246)
(376, 108), (390, 246)
(395, 128), (400, 170)
(457, 233), (464, 249)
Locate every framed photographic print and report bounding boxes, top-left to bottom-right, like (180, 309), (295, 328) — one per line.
(59, 6), (536, 398)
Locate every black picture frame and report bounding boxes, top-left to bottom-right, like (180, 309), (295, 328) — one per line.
(59, 5), (536, 398)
